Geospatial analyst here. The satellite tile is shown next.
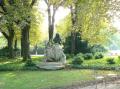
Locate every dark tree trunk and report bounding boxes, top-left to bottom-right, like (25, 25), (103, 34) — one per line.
(8, 28), (14, 58)
(7, 37), (14, 58)
(49, 24), (54, 42)
(47, 5), (56, 42)
(71, 31), (76, 54)
(21, 36), (23, 57)
(1, 27), (15, 58)
(14, 38), (17, 50)
(70, 3), (78, 54)
(21, 24), (31, 61)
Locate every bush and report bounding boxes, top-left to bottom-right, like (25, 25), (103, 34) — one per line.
(25, 60), (36, 67)
(72, 54), (84, 65)
(66, 54), (74, 59)
(118, 56), (120, 59)
(83, 53), (93, 60)
(94, 52), (104, 59)
(76, 53), (84, 57)
(0, 47), (20, 57)
(106, 58), (115, 64)
(0, 47), (9, 57)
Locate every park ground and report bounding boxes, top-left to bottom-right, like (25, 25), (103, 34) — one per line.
(0, 56), (120, 89)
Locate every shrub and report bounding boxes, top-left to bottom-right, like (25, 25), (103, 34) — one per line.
(118, 56), (120, 59)
(0, 47), (20, 57)
(66, 54), (74, 59)
(72, 55), (84, 65)
(83, 53), (93, 60)
(106, 58), (115, 64)
(25, 60), (36, 67)
(76, 53), (84, 57)
(0, 47), (9, 57)
(94, 52), (104, 59)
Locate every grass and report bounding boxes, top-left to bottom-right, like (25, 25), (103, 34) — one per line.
(0, 56), (120, 71)
(0, 56), (43, 71)
(0, 56), (119, 89)
(70, 56), (120, 70)
(0, 69), (117, 89)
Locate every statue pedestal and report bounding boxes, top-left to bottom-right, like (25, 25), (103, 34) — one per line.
(36, 62), (65, 70)
(37, 43), (66, 70)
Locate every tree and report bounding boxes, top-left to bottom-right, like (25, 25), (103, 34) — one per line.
(44, 0), (65, 42)
(57, 0), (113, 54)
(56, 14), (72, 40)
(13, 0), (38, 61)
(77, 0), (112, 45)
(0, 0), (39, 61)
(0, 0), (16, 58)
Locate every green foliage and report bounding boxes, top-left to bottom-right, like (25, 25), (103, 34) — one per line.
(94, 52), (104, 59)
(0, 37), (7, 48)
(72, 57), (119, 70)
(56, 15), (72, 40)
(83, 53), (93, 60)
(61, 0), (114, 45)
(64, 32), (90, 54)
(66, 54), (74, 59)
(25, 60), (36, 67)
(72, 54), (84, 65)
(0, 47), (9, 57)
(106, 58), (115, 64)
(118, 56), (120, 60)
(0, 46), (20, 57)
(77, 0), (113, 45)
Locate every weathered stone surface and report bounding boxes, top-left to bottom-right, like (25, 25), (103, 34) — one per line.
(36, 62), (65, 70)
(37, 44), (66, 70)
(44, 43), (66, 64)
(37, 43), (66, 70)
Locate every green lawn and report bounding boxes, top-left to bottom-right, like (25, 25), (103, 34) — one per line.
(0, 56), (43, 71)
(0, 56), (119, 89)
(0, 69), (117, 89)
(0, 70), (92, 89)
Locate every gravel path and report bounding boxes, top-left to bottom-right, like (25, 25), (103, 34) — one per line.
(62, 80), (120, 89)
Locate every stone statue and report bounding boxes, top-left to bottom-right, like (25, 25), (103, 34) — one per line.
(44, 43), (66, 64)
(37, 34), (66, 70)
(53, 33), (62, 44)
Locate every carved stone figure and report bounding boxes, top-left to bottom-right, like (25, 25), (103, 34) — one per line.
(44, 43), (66, 64)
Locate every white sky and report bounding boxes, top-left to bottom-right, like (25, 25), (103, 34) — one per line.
(112, 16), (120, 31)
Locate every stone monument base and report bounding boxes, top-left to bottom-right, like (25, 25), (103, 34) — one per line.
(36, 62), (65, 70)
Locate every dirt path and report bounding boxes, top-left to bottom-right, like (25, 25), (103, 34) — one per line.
(62, 80), (120, 89)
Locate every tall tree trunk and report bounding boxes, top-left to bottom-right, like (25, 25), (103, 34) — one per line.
(21, 24), (31, 61)
(8, 28), (14, 58)
(7, 37), (14, 58)
(47, 5), (56, 42)
(14, 38), (17, 50)
(70, 3), (78, 54)
(71, 31), (76, 54)
(1, 27), (15, 58)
